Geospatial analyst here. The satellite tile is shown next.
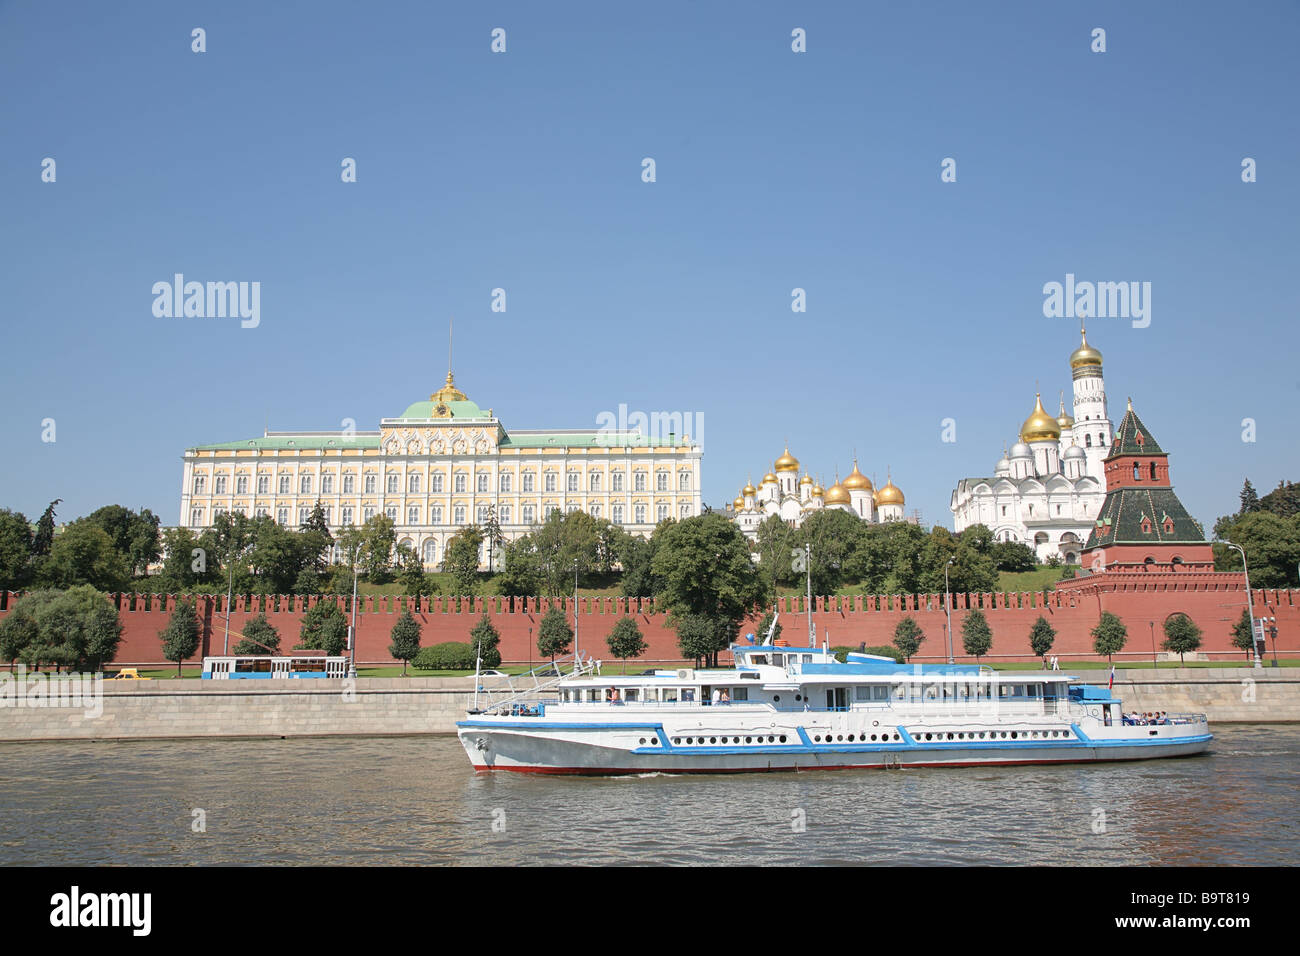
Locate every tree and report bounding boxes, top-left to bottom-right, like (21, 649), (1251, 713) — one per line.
(1230, 608), (1256, 660)
(299, 501), (334, 572)
(0, 508), (34, 591)
(1028, 615), (1056, 665)
(617, 534), (659, 598)
(482, 506), (504, 574)
(498, 537), (546, 597)
(1213, 512), (1300, 588)
(0, 590), (58, 667)
(606, 617), (647, 673)
(443, 525), (484, 595)
(233, 613), (281, 656)
(536, 606), (573, 662)
(992, 540), (1038, 573)
(754, 609), (782, 644)
(154, 527), (214, 594)
(360, 514), (397, 583)
(1240, 479), (1261, 514)
(388, 610), (422, 675)
(652, 514), (763, 668)
(961, 610), (993, 660)
(83, 505), (162, 578)
(1161, 613), (1203, 664)
(1259, 479), (1300, 518)
(159, 600), (201, 676)
(796, 509), (869, 596)
(755, 514), (799, 594)
(1091, 611), (1127, 661)
(297, 600), (349, 656)
(396, 544), (427, 596)
(38, 521), (131, 592)
(893, 617), (925, 662)
(469, 612), (502, 669)
(32, 499), (61, 558)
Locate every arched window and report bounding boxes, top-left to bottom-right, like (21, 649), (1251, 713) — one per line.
(1085, 434), (1092, 447)
(1150, 462), (1158, 481)
(423, 541), (437, 565)
(1133, 463), (1141, 480)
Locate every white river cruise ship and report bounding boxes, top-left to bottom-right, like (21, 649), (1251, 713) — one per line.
(456, 639), (1211, 775)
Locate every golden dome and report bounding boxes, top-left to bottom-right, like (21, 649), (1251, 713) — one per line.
(762, 472), (777, 485)
(1057, 396), (1075, 430)
(1020, 393), (1061, 443)
(430, 370), (468, 403)
(875, 476), (905, 507)
(774, 446), (800, 473)
(842, 459), (873, 492)
(811, 484), (824, 497)
(1069, 327), (1103, 369)
(800, 474), (813, 485)
(732, 496), (745, 511)
(823, 476), (851, 506)
(742, 478), (756, 496)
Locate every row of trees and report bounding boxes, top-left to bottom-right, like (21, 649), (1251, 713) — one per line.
(0, 502), (162, 594)
(1213, 479), (1300, 588)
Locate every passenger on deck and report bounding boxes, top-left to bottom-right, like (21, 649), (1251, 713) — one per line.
(609, 688), (621, 704)
(720, 690), (730, 704)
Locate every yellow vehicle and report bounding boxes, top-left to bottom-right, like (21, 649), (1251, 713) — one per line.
(110, 668), (152, 680)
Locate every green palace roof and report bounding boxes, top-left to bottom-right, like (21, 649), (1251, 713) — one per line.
(393, 399), (489, 419)
(1085, 486), (1207, 549)
(190, 435), (381, 452)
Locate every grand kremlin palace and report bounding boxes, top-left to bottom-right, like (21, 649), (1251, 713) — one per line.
(179, 372), (703, 568)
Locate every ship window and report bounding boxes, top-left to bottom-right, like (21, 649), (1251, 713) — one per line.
(663, 688), (678, 702)
(873, 686), (889, 700)
(856, 687), (872, 701)
(771, 654), (784, 666)
(752, 655), (768, 665)
(733, 688), (748, 701)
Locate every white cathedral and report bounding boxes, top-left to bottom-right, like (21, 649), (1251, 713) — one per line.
(949, 328), (1113, 564)
(730, 447), (908, 541)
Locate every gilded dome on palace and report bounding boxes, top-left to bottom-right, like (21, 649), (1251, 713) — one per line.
(875, 477), (905, 506)
(1020, 393), (1062, 443)
(842, 459), (873, 491)
(1057, 396), (1075, 430)
(823, 477), (851, 506)
(1070, 327), (1103, 369)
(762, 472), (778, 485)
(733, 496), (745, 511)
(742, 479), (757, 496)
(774, 446), (800, 473)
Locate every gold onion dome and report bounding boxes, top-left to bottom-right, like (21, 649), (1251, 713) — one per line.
(1020, 393), (1061, 443)
(876, 477), (904, 506)
(733, 496), (745, 511)
(842, 459), (873, 491)
(430, 370), (468, 403)
(811, 483), (824, 497)
(800, 474), (813, 485)
(1057, 397), (1075, 430)
(774, 446), (800, 473)
(742, 479), (757, 496)
(762, 472), (778, 484)
(824, 476), (851, 506)
(1070, 327), (1103, 369)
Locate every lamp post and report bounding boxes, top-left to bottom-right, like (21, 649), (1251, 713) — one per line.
(1223, 540), (1262, 670)
(347, 544), (360, 680)
(1149, 621), (1157, 669)
(528, 625), (533, 672)
(222, 549), (236, 656)
(805, 542), (814, 648)
(943, 557), (955, 664)
(1267, 616), (1278, 668)
(573, 559), (579, 670)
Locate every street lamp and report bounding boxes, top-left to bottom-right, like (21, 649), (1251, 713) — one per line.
(1222, 540), (1262, 670)
(943, 557), (955, 665)
(1149, 621), (1157, 669)
(347, 543), (360, 680)
(573, 559), (579, 670)
(804, 542), (814, 648)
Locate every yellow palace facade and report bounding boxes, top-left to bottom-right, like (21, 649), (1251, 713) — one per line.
(179, 372), (703, 568)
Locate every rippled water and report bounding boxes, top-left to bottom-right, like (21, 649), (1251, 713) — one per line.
(1, 725), (1296, 865)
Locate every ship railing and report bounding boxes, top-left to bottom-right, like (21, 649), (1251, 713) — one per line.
(471, 654), (595, 715)
(1120, 712), (1207, 726)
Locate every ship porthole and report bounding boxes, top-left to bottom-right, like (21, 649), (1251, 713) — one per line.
(847, 734), (854, 742)
(710, 737), (717, 744)
(639, 738), (646, 745)
(673, 737), (681, 744)
(779, 735), (787, 743)
(745, 736), (752, 743)
(814, 735), (821, 742)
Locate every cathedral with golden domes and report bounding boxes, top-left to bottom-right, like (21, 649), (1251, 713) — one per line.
(729, 445), (908, 540)
(949, 327), (1113, 564)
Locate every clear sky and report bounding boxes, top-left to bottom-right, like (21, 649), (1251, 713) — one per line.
(2, 0), (1297, 532)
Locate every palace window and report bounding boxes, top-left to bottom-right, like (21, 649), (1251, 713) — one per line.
(477, 474), (489, 493)
(385, 506), (397, 522)
(612, 473), (624, 492)
(215, 476), (227, 494)
(634, 473), (646, 492)
(322, 507), (332, 524)
(1085, 435), (1092, 447)
(455, 474), (467, 493)
(568, 473), (579, 492)
(679, 472), (691, 490)
(634, 504), (647, 523)
(342, 474), (354, 494)
(477, 506), (489, 524)
(279, 475), (290, 494)
(432, 505), (444, 524)
(612, 504), (624, 524)
(321, 475), (333, 494)
(589, 473), (601, 491)
(1164, 517), (1175, 534)
(1099, 434), (1106, 447)
(256, 476), (268, 494)
(342, 507), (354, 526)
(590, 504), (601, 519)
(522, 473), (535, 492)
(408, 474), (420, 493)
(363, 506), (375, 522)
(190, 508), (204, 527)
(522, 504), (535, 524)
(657, 504), (668, 522)
(567, 503), (579, 514)
(499, 506), (512, 524)
(656, 472), (669, 491)
(277, 508), (289, 526)
(364, 475), (376, 493)
(679, 504), (690, 519)
(500, 473), (512, 492)
(236, 476), (248, 494)
(300, 475), (312, 494)
(432, 473), (444, 493)
(454, 506), (466, 525)
(299, 507), (310, 525)
(255, 506), (268, 519)
(423, 541), (437, 564)
(387, 475), (398, 493)
(193, 476), (206, 494)
(407, 506), (420, 524)
(544, 473), (557, 492)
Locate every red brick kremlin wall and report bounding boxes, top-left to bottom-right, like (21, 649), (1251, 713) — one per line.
(2, 573), (1295, 667)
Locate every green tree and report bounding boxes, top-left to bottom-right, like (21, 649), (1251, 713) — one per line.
(1230, 608), (1256, 660)
(1259, 479), (1300, 518)
(961, 610), (993, 660)
(1091, 611), (1128, 661)
(498, 537), (546, 597)
(443, 525), (484, 595)
(1161, 613), (1203, 664)
(618, 534), (660, 598)
(0, 590), (58, 667)
(83, 505), (162, 578)
(652, 514), (763, 668)
(992, 540), (1038, 573)
(32, 499), (61, 558)
(1213, 512), (1300, 588)
(536, 605), (573, 662)
(482, 506), (504, 574)
(154, 527), (213, 594)
(755, 514), (799, 594)
(388, 610), (422, 675)
(29, 586), (124, 672)
(297, 600), (349, 656)
(605, 617), (647, 673)
(396, 543), (427, 596)
(233, 613), (281, 655)
(754, 608), (782, 644)
(38, 522), (131, 592)
(159, 600), (201, 676)
(469, 612), (502, 669)
(360, 513), (397, 582)
(893, 617), (925, 662)
(0, 508), (34, 591)
(1028, 615), (1056, 665)
(796, 509), (869, 596)
(1239, 479), (1261, 514)
(299, 501), (334, 572)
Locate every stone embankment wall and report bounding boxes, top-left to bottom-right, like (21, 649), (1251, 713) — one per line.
(1, 575), (1294, 668)
(0, 668), (1295, 742)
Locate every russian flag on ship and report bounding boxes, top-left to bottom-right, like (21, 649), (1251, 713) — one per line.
(1108, 665), (1115, 690)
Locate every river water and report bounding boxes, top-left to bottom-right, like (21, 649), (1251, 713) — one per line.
(1, 725), (1296, 866)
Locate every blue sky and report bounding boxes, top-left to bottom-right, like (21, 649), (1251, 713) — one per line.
(1, 0), (1297, 531)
